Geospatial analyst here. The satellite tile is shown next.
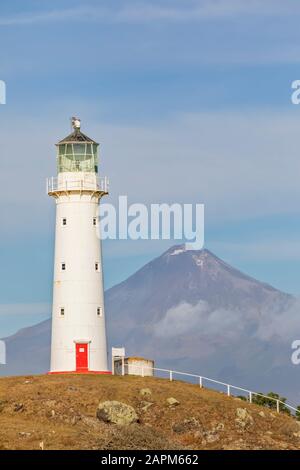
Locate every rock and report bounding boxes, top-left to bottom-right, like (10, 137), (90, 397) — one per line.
(96, 401), (138, 425)
(205, 432), (219, 443)
(173, 423), (185, 434)
(214, 422), (225, 431)
(203, 423), (222, 443)
(141, 401), (153, 412)
(280, 421), (299, 438)
(140, 388), (152, 397)
(19, 432), (31, 438)
(70, 415), (81, 426)
(13, 403), (24, 413)
(293, 431), (300, 438)
(44, 400), (57, 408)
(259, 411), (266, 418)
(236, 408), (249, 420)
(173, 417), (200, 434)
(166, 397), (180, 407)
(235, 408), (254, 429)
(184, 417), (200, 428)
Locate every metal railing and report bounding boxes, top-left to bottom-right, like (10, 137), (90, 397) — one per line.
(118, 363), (298, 416)
(47, 175), (109, 194)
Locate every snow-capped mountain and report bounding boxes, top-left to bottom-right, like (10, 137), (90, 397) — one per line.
(1, 245), (299, 403)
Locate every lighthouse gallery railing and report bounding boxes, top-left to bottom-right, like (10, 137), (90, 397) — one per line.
(47, 175), (109, 194)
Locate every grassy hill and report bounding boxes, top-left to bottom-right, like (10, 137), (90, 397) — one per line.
(0, 374), (299, 450)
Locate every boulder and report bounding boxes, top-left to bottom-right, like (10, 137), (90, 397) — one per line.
(140, 388), (152, 397)
(97, 401), (138, 425)
(166, 397), (180, 407)
(235, 407), (254, 429)
(141, 401), (153, 412)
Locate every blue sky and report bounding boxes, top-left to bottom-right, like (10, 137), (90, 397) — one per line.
(1, 0), (300, 335)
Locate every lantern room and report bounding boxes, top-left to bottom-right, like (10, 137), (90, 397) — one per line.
(56, 117), (99, 174)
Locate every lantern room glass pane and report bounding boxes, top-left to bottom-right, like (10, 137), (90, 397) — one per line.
(65, 144), (73, 156)
(59, 145), (66, 155)
(57, 143), (99, 173)
(73, 143), (85, 155)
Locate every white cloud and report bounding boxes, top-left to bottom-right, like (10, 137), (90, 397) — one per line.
(117, 0), (299, 23)
(0, 6), (110, 26)
(153, 300), (243, 340)
(98, 110), (300, 222)
(256, 299), (300, 342)
(153, 300), (209, 337)
(2, 108), (300, 235)
(0, 1), (298, 27)
(153, 296), (300, 346)
(1, 1), (300, 71)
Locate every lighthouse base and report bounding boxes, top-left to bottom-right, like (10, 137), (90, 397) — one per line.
(48, 370), (112, 375)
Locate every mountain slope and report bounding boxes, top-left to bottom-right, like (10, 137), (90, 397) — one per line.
(107, 245), (291, 335)
(2, 319), (50, 376)
(0, 245), (298, 403)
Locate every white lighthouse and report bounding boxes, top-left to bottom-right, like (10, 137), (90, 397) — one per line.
(47, 118), (109, 374)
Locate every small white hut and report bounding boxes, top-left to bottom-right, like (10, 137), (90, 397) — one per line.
(113, 355), (154, 377)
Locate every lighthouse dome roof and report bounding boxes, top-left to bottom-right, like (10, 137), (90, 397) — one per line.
(57, 128), (98, 146)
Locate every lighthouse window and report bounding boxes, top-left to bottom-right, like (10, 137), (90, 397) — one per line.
(62, 218), (67, 226)
(93, 217), (97, 226)
(65, 144), (73, 156)
(61, 263), (66, 271)
(60, 308), (65, 316)
(95, 262), (99, 271)
(97, 307), (103, 317)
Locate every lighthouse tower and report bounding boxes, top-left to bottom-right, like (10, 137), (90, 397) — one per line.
(47, 118), (109, 374)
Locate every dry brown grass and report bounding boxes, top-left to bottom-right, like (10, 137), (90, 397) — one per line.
(0, 374), (299, 450)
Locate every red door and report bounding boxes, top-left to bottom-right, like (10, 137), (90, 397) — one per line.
(76, 343), (88, 372)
